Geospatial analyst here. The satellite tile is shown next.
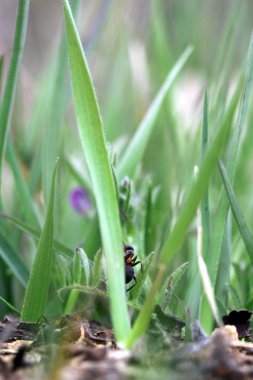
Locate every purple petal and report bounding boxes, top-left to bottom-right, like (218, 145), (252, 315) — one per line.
(69, 187), (92, 215)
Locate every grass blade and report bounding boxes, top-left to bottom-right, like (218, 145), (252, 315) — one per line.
(42, 1), (81, 202)
(0, 231), (29, 287)
(7, 139), (40, 228)
(117, 46), (193, 180)
(200, 33), (253, 332)
(185, 90), (210, 321)
(0, 297), (20, 316)
(196, 201), (221, 326)
(211, 3), (244, 81)
(76, 248), (91, 286)
(125, 83), (240, 348)
(218, 159), (253, 263)
(21, 160), (58, 321)
(65, 155), (93, 195)
(211, 33), (253, 282)
(0, 0), (30, 189)
(0, 213), (73, 259)
(201, 90), (210, 255)
(159, 89), (240, 266)
(131, 251), (156, 301)
(161, 261), (189, 312)
(63, 0), (130, 342)
(72, 249), (82, 284)
(91, 249), (103, 287)
(0, 56), (3, 96)
(65, 246), (90, 314)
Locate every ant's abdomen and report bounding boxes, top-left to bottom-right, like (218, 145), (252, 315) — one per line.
(125, 265), (134, 284)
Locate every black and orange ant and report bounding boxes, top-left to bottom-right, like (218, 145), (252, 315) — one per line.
(124, 243), (143, 292)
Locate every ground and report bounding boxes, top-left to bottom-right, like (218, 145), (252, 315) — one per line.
(1, 312), (253, 380)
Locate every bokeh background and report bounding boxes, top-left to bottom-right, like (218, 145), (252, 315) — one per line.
(1, 0), (253, 134)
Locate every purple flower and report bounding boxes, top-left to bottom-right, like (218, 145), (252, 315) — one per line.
(69, 187), (92, 215)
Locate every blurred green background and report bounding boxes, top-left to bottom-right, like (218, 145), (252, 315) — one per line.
(1, 0), (253, 322)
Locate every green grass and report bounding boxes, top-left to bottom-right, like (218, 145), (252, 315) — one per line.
(21, 159), (58, 321)
(0, 0), (30, 193)
(117, 46), (193, 180)
(1, 0), (253, 353)
(63, 0), (130, 342)
(125, 80), (241, 347)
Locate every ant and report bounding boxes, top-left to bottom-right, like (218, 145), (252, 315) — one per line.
(124, 243), (143, 292)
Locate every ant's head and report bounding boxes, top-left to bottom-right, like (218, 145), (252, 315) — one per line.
(123, 243), (134, 253)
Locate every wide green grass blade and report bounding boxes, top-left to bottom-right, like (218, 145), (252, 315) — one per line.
(125, 83), (240, 348)
(21, 160), (58, 321)
(218, 159), (253, 263)
(63, 0), (130, 342)
(0, 213), (73, 259)
(0, 231), (29, 287)
(117, 46), (193, 180)
(0, 0), (30, 190)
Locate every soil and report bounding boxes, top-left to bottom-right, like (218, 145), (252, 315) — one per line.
(1, 311), (253, 380)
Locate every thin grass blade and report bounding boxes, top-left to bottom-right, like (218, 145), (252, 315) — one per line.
(76, 248), (91, 286)
(0, 213), (73, 259)
(0, 231), (29, 287)
(161, 261), (189, 311)
(200, 33), (253, 332)
(201, 91), (210, 255)
(218, 159), (253, 263)
(0, 0), (30, 190)
(117, 46), (193, 180)
(65, 156), (93, 195)
(55, 256), (70, 288)
(0, 297), (21, 316)
(42, 1), (81, 202)
(184, 90), (210, 321)
(0, 56), (3, 97)
(227, 285), (242, 309)
(7, 139), (40, 228)
(196, 201), (221, 326)
(72, 249), (82, 284)
(131, 251), (155, 300)
(125, 83), (240, 348)
(208, 32), (253, 284)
